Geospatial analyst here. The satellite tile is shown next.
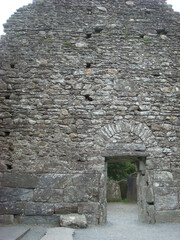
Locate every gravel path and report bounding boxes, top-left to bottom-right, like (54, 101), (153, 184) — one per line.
(74, 203), (180, 240)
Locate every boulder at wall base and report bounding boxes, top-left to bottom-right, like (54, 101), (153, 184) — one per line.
(59, 214), (87, 228)
(107, 180), (121, 202)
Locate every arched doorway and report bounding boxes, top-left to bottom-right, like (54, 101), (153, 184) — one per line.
(105, 152), (150, 223)
(95, 120), (158, 224)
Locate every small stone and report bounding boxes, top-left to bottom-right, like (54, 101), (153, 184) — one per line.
(7, 84), (12, 90)
(60, 214), (87, 228)
(126, 1), (134, 6)
(0, 79), (7, 90)
(108, 69), (118, 75)
(160, 34), (168, 40)
(94, 26), (103, 33)
(70, 133), (78, 138)
(39, 31), (46, 36)
(129, 18), (135, 23)
(97, 6), (107, 12)
(109, 24), (117, 28)
(28, 119), (36, 124)
(36, 58), (48, 66)
(75, 42), (87, 48)
(151, 123), (161, 131)
(0, 70), (6, 75)
(61, 109), (69, 116)
(85, 68), (92, 74)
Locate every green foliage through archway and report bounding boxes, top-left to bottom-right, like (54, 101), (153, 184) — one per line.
(108, 161), (136, 181)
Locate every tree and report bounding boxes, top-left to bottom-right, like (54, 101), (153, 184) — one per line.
(108, 161), (136, 181)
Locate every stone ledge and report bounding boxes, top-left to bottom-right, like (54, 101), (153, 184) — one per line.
(15, 215), (60, 225)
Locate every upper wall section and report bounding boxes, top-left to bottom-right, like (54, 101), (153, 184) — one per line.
(0, 0), (179, 173)
(2, 0), (180, 37)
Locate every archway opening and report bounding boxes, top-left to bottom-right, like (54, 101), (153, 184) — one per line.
(105, 154), (147, 223)
(107, 159), (137, 203)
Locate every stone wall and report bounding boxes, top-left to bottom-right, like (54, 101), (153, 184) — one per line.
(0, 0), (180, 225)
(107, 180), (122, 202)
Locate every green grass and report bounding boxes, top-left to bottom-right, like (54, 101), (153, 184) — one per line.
(120, 199), (128, 203)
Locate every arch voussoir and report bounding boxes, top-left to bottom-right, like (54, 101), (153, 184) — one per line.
(97, 120), (157, 149)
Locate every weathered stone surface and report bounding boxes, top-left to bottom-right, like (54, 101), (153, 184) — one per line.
(38, 174), (71, 189)
(154, 187), (178, 211)
(60, 214), (87, 228)
(0, 173), (39, 189)
(107, 180), (121, 202)
(25, 202), (54, 216)
(0, 202), (24, 214)
(0, 79), (7, 90)
(97, 6), (107, 12)
(0, 188), (33, 202)
(0, 215), (14, 224)
(155, 210), (180, 223)
(55, 204), (78, 214)
(123, 144), (146, 152)
(71, 174), (99, 187)
(145, 187), (154, 203)
(64, 186), (99, 203)
(126, 1), (134, 6)
(154, 171), (174, 186)
(78, 203), (99, 214)
(0, 0), (179, 225)
(34, 189), (63, 202)
(146, 205), (155, 224)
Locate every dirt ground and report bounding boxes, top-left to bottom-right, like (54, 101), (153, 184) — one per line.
(74, 203), (180, 240)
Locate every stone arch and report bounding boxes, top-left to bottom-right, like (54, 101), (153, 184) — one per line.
(96, 120), (157, 149)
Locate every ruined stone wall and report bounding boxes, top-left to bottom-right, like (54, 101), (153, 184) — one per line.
(0, 0), (180, 225)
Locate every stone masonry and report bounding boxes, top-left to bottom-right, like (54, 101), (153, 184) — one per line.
(0, 0), (180, 225)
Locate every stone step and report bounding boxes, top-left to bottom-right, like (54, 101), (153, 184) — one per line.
(0, 226), (30, 240)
